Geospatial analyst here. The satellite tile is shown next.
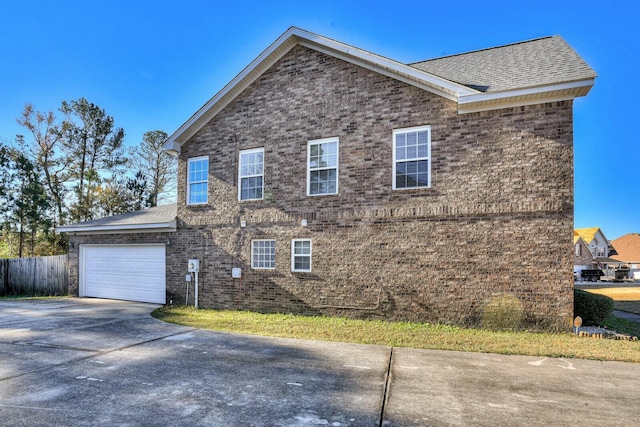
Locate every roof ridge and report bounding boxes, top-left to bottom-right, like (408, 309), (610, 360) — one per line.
(409, 35), (557, 65)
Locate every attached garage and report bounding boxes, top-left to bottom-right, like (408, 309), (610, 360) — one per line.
(80, 244), (166, 304)
(58, 204), (177, 304)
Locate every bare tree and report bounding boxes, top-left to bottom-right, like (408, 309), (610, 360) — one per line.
(129, 130), (176, 206)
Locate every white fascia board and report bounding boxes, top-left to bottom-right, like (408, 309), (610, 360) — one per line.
(164, 27), (479, 149)
(458, 78), (595, 113)
(164, 139), (181, 156)
(458, 94), (578, 114)
(57, 221), (176, 235)
(296, 33), (478, 100)
(164, 28), (301, 149)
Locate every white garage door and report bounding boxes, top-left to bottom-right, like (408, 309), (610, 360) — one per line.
(80, 244), (166, 304)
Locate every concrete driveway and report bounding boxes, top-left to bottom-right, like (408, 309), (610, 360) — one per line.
(0, 299), (639, 426)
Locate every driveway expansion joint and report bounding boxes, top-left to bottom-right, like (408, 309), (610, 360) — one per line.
(378, 346), (394, 427)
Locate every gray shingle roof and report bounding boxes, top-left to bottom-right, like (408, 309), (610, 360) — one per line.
(58, 203), (177, 233)
(410, 36), (597, 93)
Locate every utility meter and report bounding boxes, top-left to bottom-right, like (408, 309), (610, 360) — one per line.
(188, 259), (200, 272)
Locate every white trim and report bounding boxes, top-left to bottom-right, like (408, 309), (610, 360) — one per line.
(57, 221), (176, 235)
(291, 239), (312, 272)
(459, 79), (595, 105)
(163, 27), (478, 151)
(392, 125), (431, 190)
(458, 79), (595, 114)
(163, 27), (595, 152)
(251, 239), (276, 270)
(307, 137), (339, 196)
(238, 147), (265, 201)
(164, 140), (181, 156)
(296, 39), (474, 101)
(187, 156), (209, 205)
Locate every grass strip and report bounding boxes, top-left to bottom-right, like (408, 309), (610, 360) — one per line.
(152, 306), (640, 363)
(605, 314), (640, 338)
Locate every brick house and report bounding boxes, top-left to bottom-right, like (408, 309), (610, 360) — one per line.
(60, 27), (596, 330)
(612, 233), (640, 280)
(573, 231), (593, 277)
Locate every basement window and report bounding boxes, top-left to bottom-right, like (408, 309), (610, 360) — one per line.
(252, 240), (275, 269)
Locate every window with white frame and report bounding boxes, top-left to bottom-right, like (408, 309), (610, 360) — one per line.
(291, 239), (312, 272)
(393, 126), (431, 190)
(238, 148), (264, 201)
(307, 138), (338, 196)
(187, 156), (209, 205)
(251, 239), (275, 269)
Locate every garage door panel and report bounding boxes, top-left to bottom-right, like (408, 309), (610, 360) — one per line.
(81, 244), (166, 304)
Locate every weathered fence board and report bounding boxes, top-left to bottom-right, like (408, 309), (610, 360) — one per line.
(0, 255), (68, 296)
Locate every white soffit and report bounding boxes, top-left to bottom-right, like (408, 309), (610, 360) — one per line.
(57, 221), (176, 235)
(457, 79), (595, 114)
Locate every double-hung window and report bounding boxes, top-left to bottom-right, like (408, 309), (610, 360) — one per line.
(251, 239), (275, 269)
(291, 239), (312, 272)
(239, 148), (264, 201)
(393, 126), (431, 190)
(307, 138), (338, 196)
(187, 156), (209, 205)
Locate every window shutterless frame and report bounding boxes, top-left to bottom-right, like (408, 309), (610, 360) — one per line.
(238, 148), (264, 201)
(291, 239), (312, 272)
(307, 137), (339, 196)
(392, 125), (431, 190)
(187, 156), (209, 205)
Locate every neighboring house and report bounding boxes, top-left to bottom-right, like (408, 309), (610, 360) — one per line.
(60, 27), (596, 330)
(573, 227), (625, 280)
(574, 227), (610, 259)
(612, 233), (640, 280)
(573, 232), (592, 276)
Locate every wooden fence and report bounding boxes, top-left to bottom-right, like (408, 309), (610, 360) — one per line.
(0, 255), (68, 296)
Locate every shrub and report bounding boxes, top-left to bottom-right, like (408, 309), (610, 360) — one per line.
(574, 289), (614, 326)
(481, 293), (524, 331)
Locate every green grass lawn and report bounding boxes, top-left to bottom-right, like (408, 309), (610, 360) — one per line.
(152, 307), (640, 363)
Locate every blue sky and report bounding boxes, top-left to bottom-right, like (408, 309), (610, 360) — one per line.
(0, 0), (637, 239)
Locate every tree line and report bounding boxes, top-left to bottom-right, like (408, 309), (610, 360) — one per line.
(0, 98), (176, 258)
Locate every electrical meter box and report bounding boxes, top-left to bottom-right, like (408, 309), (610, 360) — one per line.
(188, 259), (200, 272)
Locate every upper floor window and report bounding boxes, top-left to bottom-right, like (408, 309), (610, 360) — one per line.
(187, 156), (208, 205)
(307, 138), (338, 196)
(238, 148), (264, 201)
(393, 126), (431, 190)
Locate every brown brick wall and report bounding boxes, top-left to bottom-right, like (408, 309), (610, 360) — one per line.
(574, 240), (593, 267)
(71, 45), (576, 330)
(171, 45), (576, 330)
